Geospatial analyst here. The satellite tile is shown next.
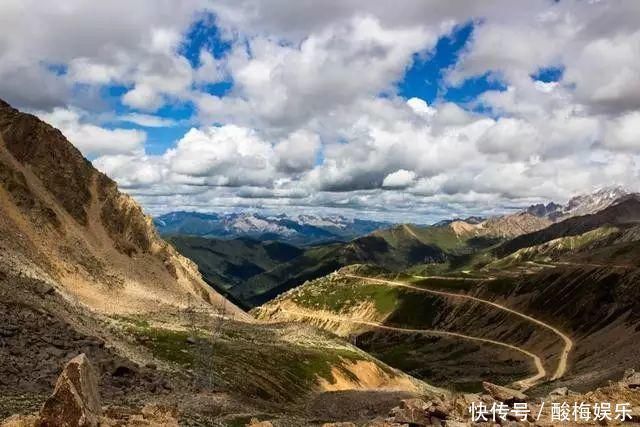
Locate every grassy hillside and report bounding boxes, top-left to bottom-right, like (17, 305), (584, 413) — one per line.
(255, 199), (640, 394)
(235, 231), (448, 306)
(255, 266), (537, 391)
(167, 235), (304, 307)
(172, 214), (548, 308)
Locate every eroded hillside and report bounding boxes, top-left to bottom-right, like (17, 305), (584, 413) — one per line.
(0, 99), (247, 318)
(0, 99), (442, 425)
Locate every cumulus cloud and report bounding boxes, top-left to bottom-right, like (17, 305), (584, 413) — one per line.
(274, 130), (321, 174)
(0, 1), (203, 111)
(3, 1), (640, 220)
(477, 118), (541, 161)
(166, 126), (276, 186)
(603, 111), (640, 151)
(196, 16), (436, 132)
(382, 169), (417, 188)
(35, 108), (146, 157)
(407, 97), (436, 117)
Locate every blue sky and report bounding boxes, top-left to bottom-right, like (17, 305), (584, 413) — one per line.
(99, 19), (503, 159)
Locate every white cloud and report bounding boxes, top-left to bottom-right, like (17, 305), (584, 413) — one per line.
(197, 16), (437, 132)
(382, 169), (417, 188)
(407, 97), (436, 117)
(0, 1), (203, 111)
(274, 130), (321, 174)
(3, 1), (640, 220)
(603, 111), (640, 151)
(119, 113), (178, 128)
(166, 125), (276, 186)
(477, 118), (540, 161)
(564, 30), (640, 113)
(35, 108), (146, 157)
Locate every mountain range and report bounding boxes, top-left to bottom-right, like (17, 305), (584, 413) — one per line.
(2, 96), (640, 425)
(1, 99), (427, 425)
(167, 188), (630, 308)
(526, 186), (628, 220)
(257, 192), (640, 394)
(154, 211), (391, 245)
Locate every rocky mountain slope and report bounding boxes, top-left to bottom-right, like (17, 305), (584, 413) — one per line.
(496, 195), (640, 259)
(0, 99), (443, 425)
(256, 196), (640, 396)
(527, 186), (628, 220)
(0, 99), (246, 318)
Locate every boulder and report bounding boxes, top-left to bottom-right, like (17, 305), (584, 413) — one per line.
(121, 404), (179, 427)
(388, 398), (431, 425)
(246, 419), (273, 427)
(482, 382), (527, 404)
(322, 423), (357, 427)
(623, 369), (640, 389)
(39, 354), (102, 427)
(548, 387), (569, 398)
(0, 415), (38, 427)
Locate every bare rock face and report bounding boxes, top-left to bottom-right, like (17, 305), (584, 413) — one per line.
(482, 382), (527, 405)
(388, 398), (430, 425)
(548, 386), (569, 398)
(386, 397), (453, 426)
(0, 415), (39, 427)
(321, 423), (357, 427)
(623, 369), (640, 389)
(39, 354), (102, 427)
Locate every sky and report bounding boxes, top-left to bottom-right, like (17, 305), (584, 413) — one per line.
(1, 0), (639, 223)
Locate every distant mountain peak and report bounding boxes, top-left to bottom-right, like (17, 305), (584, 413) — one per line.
(526, 187), (630, 221)
(154, 211), (390, 244)
(563, 186), (629, 218)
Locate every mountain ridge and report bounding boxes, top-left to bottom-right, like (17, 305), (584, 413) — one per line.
(0, 99), (246, 319)
(154, 210), (391, 245)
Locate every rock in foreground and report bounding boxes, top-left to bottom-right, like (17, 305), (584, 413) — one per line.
(482, 381), (527, 405)
(39, 354), (102, 427)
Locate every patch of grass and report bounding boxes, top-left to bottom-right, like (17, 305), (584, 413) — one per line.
(292, 280), (399, 315)
(122, 318), (374, 402)
(113, 315), (151, 329)
(140, 327), (194, 365)
(409, 277), (476, 292)
(385, 290), (444, 328)
(287, 348), (362, 385)
(487, 226), (620, 270)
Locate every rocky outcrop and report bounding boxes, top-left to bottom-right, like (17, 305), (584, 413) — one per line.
(386, 397), (454, 426)
(481, 382), (527, 404)
(623, 369), (640, 389)
(0, 98), (246, 319)
(39, 354), (102, 427)
(1, 354), (179, 427)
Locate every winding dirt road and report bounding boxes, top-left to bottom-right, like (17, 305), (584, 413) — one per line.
(344, 274), (573, 381)
(278, 307), (546, 390)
